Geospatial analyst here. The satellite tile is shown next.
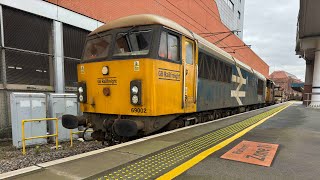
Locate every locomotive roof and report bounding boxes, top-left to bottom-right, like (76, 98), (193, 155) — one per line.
(89, 14), (193, 38)
(194, 34), (266, 80)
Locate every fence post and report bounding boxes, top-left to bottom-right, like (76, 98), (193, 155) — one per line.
(55, 118), (59, 150)
(22, 120), (26, 155)
(70, 129), (73, 147)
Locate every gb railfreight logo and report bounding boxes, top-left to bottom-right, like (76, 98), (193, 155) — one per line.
(158, 68), (180, 81)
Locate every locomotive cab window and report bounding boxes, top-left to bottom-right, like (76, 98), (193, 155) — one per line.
(185, 41), (194, 64)
(158, 31), (180, 62)
(114, 29), (153, 57)
(83, 35), (112, 61)
(159, 31), (167, 58)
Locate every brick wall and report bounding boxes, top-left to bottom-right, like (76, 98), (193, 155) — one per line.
(47, 0), (269, 77)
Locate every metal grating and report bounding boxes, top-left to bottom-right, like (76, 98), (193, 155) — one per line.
(198, 51), (232, 83)
(64, 58), (79, 87)
(2, 6), (52, 86)
(3, 6), (52, 53)
(5, 50), (50, 85)
(63, 24), (89, 87)
(63, 24), (89, 59)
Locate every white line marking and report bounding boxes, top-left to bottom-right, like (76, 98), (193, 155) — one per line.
(0, 166), (41, 179)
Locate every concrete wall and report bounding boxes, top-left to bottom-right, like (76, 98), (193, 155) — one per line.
(0, 90), (10, 138)
(215, 0), (245, 39)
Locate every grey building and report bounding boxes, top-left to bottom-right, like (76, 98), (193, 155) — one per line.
(296, 0), (320, 108)
(215, 0), (245, 39)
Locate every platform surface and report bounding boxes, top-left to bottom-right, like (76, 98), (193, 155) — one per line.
(177, 102), (320, 180)
(3, 102), (320, 180)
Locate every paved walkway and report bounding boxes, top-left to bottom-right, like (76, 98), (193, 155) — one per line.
(178, 102), (320, 179)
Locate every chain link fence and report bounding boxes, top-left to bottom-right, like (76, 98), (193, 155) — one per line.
(63, 24), (89, 87)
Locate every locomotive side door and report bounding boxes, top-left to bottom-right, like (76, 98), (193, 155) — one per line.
(182, 36), (197, 113)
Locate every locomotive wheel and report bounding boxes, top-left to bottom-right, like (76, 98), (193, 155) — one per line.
(166, 119), (184, 131)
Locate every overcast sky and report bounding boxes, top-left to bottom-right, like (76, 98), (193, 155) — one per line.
(243, 0), (305, 80)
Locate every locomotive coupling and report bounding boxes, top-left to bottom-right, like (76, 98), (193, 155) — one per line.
(62, 114), (87, 129)
(113, 119), (144, 137)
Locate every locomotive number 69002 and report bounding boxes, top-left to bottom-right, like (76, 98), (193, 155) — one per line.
(131, 108), (147, 113)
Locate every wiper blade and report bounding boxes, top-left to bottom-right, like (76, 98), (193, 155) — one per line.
(94, 31), (104, 40)
(119, 26), (137, 38)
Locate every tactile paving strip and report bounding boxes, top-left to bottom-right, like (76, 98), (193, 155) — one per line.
(92, 104), (289, 180)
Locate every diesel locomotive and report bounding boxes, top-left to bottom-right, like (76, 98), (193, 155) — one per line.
(62, 14), (273, 143)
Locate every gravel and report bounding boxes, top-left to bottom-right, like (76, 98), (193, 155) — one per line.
(0, 140), (106, 174)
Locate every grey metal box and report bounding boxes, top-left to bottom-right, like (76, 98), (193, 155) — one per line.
(47, 93), (79, 141)
(10, 93), (47, 148)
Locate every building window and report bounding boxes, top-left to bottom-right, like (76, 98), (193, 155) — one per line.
(238, 11), (241, 19)
(224, 0), (234, 11)
(3, 6), (52, 86)
(63, 24), (89, 87)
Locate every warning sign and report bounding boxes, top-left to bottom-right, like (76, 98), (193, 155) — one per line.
(134, 61), (140, 71)
(221, 140), (279, 167)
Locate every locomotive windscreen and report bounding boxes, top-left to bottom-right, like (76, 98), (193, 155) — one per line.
(113, 30), (152, 57)
(82, 26), (155, 62)
(83, 35), (112, 61)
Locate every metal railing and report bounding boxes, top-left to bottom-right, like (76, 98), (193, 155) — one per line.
(69, 129), (94, 147)
(21, 118), (59, 155)
(304, 93), (320, 106)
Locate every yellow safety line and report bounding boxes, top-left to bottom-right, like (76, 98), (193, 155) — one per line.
(157, 103), (292, 180)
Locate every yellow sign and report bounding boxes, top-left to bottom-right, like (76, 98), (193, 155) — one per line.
(134, 61), (140, 71)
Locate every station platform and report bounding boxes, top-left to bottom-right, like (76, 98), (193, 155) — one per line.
(2, 102), (320, 180)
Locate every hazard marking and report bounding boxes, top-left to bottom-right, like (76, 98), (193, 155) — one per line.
(221, 140), (279, 167)
(134, 61), (140, 71)
(80, 65), (85, 74)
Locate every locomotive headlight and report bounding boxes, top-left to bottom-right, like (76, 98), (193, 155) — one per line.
(79, 95), (84, 102)
(102, 66), (109, 75)
(132, 95), (139, 104)
(77, 82), (87, 103)
(130, 80), (141, 105)
(78, 87), (83, 93)
(131, 86), (138, 94)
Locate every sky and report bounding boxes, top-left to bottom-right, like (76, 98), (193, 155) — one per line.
(243, 0), (305, 80)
